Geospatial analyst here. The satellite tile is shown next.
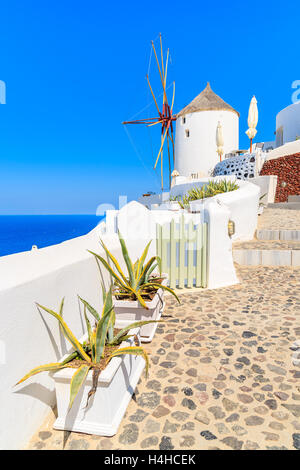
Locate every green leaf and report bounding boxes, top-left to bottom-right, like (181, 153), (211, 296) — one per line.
(136, 256), (159, 288)
(118, 231), (135, 286)
(100, 239), (129, 285)
(135, 240), (152, 284)
(141, 283), (180, 304)
(107, 346), (150, 377)
(36, 303), (91, 362)
(60, 351), (79, 366)
(78, 296), (100, 322)
(108, 319), (164, 345)
(59, 297), (65, 317)
(102, 287), (115, 343)
(95, 306), (114, 363)
(69, 365), (91, 410)
(16, 362), (69, 386)
(144, 263), (158, 283)
(88, 250), (131, 292)
(82, 305), (94, 361)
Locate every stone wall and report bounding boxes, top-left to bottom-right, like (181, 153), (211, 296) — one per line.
(213, 154), (256, 179)
(260, 153), (300, 202)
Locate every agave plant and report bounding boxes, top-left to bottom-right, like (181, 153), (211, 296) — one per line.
(186, 179), (239, 202)
(88, 232), (180, 309)
(16, 288), (158, 410)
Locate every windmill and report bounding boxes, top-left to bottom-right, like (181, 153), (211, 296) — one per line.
(122, 34), (176, 191)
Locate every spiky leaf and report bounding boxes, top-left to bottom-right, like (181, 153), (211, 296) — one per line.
(108, 320), (163, 345)
(78, 296), (100, 322)
(69, 365), (91, 410)
(88, 250), (131, 291)
(107, 346), (150, 377)
(36, 303), (91, 362)
(100, 239), (129, 285)
(118, 231), (135, 286)
(141, 283), (180, 304)
(95, 306), (114, 362)
(16, 362), (69, 386)
(135, 240), (152, 284)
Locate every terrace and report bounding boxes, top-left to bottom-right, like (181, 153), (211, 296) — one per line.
(2, 179), (300, 451)
(27, 261), (300, 450)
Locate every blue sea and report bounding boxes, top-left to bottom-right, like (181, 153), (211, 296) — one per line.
(0, 215), (104, 257)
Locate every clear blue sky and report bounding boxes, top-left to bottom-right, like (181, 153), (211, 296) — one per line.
(0, 0), (298, 214)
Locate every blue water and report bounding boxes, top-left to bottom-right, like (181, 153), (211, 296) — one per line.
(0, 215), (104, 257)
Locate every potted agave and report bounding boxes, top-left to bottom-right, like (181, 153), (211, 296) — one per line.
(16, 289), (158, 436)
(89, 232), (179, 342)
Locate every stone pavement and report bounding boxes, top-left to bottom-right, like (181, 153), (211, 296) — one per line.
(27, 265), (300, 450)
(258, 209), (300, 230)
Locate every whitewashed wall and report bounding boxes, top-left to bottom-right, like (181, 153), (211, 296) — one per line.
(170, 176), (260, 241)
(106, 201), (238, 289)
(0, 223), (150, 450)
(276, 102), (300, 145)
(175, 110), (239, 177)
(0, 200), (239, 449)
(250, 175), (278, 205)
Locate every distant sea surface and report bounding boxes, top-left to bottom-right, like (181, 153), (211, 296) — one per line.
(0, 215), (104, 257)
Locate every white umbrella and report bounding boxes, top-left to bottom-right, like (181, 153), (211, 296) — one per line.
(171, 169), (179, 188)
(216, 121), (224, 162)
(246, 96), (258, 152)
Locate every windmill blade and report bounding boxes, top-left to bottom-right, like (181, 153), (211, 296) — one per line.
(160, 33), (165, 83)
(146, 75), (161, 116)
(151, 40), (164, 89)
(154, 124), (170, 169)
(147, 120), (163, 127)
(167, 128), (175, 166)
(151, 40), (168, 106)
(161, 134), (164, 191)
(167, 132), (171, 188)
(171, 81), (175, 111)
(163, 49), (170, 104)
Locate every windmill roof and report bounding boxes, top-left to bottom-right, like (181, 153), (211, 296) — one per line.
(176, 82), (240, 118)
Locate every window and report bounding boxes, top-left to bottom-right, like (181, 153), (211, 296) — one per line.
(185, 129), (190, 138)
(182, 117), (186, 124)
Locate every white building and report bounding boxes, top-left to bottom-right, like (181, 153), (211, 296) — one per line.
(175, 82), (239, 177)
(276, 101), (300, 147)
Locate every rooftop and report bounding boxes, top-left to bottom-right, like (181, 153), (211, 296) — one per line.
(176, 82), (240, 118)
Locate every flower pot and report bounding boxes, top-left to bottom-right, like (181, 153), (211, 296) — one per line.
(52, 328), (145, 436)
(113, 277), (168, 343)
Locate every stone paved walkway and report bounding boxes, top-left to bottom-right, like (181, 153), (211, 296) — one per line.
(27, 265), (300, 450)
(258, 209), (300, 230)
(233, 240), (300, 250)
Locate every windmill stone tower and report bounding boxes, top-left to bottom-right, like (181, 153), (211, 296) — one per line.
(175, 82), (239, 177)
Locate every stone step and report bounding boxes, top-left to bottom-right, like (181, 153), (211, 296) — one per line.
(256, 228), (300, 241)
(268, 202), (300, 210)
(232, 240), (300, 266)
(288, 195), (300, 202)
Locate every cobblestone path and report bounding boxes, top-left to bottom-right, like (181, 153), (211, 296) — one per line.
(27, 265), (300, 450)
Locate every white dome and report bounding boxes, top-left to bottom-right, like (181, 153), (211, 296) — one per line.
(276, 101), (300, 147)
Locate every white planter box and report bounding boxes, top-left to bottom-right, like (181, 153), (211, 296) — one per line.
(114, 277), (167, 343)
(189, 198), (207, 213)
(52, 328), (145, 436)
